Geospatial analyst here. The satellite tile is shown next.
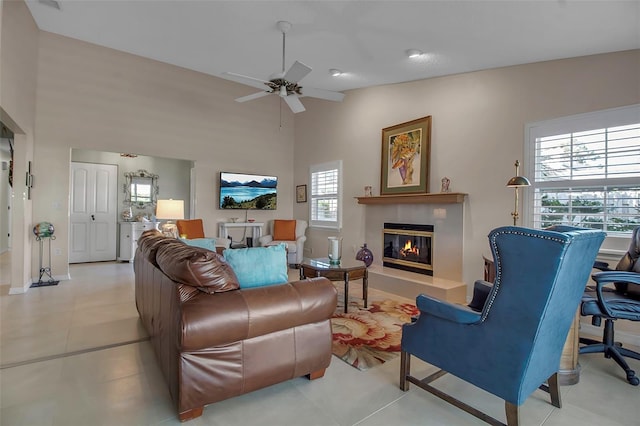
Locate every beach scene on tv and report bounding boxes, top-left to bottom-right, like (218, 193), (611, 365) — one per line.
(219, 172), (277, 210)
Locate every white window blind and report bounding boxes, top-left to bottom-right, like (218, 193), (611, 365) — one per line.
(525, 105), (640, 235)
(310, 161), (342, 229)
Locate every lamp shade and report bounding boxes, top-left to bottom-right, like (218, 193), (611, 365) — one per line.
(156, 199), (184, 220)
(506, 176), (531, 187)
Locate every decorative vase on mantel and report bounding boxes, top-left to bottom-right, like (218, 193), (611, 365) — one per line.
(356, 243), (374, 267)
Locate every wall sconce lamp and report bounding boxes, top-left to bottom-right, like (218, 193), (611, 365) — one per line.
(506, 160), (531, 226)
(155, 199), (184, 238)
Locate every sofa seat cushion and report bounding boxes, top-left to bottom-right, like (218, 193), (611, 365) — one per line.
(223, 244), (288, 288)
(179, 277), (337, 350)
(156, 243), (240, 293)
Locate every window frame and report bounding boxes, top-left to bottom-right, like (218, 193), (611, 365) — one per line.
(523, 104), (640, 253)
(309, 160), (343, 230)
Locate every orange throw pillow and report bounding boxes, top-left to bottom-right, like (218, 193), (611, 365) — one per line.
(272, 220), (296, 241)
(176, 219), (205, 239)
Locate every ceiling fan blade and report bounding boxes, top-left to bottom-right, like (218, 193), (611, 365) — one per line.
(283, 61), (312, 84)
(235, 91), (272, 103)
(300, 86), (345, 102)
(283, 95), (306, 113)
(222, 72), (270, 90)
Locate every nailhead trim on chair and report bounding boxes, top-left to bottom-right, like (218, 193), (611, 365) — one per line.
(482, 229), (566, 322)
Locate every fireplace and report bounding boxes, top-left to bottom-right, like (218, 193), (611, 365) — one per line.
(382, 223), (433, 275)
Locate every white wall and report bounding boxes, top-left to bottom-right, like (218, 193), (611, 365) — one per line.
(33, 31), (296, 280)
(0, 0), (39, 293)
(294, 50), (640, 294)
(0, 142), (10, 253)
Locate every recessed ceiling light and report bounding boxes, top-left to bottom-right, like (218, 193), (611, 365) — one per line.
(39, 0), (61, 10)
(329, 69), (343, 77)
(406, 49), (423, 58)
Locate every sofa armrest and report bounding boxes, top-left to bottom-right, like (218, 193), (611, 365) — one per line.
(217, 238), (231, 249)
(180, 277), (337, 350)
(416, 294), (481, 324)
(259, 235), (273, 246)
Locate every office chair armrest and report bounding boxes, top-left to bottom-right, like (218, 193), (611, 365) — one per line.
(468, 280), (493, 312)
(591, 271), (640, 317)
(416, 294), (482, 324)
(593, 260), (611, 272)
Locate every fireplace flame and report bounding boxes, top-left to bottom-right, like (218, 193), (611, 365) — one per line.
(400, 240), (420, 257)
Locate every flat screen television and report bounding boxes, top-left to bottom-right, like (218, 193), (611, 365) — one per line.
(219, 172), (277, 210)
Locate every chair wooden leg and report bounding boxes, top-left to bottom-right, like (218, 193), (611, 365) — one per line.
(179, 406), (203, 422)
(548, 373), (562, 408)
(307, 369), (326, 380)
(400, 351), (410, 391)
(505, 402), (519, 426)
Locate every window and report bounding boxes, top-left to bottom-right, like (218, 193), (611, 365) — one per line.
(309, 160), (342, 230)
(524, 104), (640, 237)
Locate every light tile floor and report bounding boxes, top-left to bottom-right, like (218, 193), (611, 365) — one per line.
(1, 252), (639, 425)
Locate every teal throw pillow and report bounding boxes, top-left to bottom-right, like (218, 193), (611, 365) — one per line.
(223, 244), (288, 288)
(179, 237), (217, 252)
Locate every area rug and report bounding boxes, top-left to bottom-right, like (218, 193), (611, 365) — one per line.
(331, 299), (419, 371)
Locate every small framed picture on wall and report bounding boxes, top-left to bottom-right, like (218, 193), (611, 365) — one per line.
(296, 184), (307, 203)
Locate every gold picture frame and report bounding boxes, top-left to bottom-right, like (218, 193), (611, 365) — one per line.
(296, 184), (307, 203)
(380, 116), (431, 195)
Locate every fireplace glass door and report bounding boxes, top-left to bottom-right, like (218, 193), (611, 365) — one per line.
(382, 223), (433, 275)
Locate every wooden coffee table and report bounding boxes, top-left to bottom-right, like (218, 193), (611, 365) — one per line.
(300, 257), (368, 313)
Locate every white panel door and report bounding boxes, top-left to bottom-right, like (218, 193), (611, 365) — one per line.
(69, 162), (117, 263)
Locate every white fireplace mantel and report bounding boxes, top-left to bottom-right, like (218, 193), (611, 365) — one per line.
(356, 192), (467, 205)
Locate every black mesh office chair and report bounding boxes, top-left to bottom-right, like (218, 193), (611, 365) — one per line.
(580, 226), (640, 385)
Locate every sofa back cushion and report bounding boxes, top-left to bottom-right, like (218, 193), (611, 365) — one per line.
(223, 244), (288, 288)
(156, 243), (240, 293)
(138, 230), (175, 266)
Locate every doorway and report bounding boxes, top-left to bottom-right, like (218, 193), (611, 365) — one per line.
(69, 162), (118, 263)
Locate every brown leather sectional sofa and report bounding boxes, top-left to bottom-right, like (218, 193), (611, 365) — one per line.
(134, 231), (337, 421)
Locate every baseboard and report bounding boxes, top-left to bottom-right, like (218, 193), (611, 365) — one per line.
(580, 322), (640, 348)
(8, 279), (31, 294)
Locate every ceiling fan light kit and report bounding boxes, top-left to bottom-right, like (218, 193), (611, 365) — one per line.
(223, 21), (345, 113)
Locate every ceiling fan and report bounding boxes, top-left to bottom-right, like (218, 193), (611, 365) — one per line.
(223, 21), (345, 114)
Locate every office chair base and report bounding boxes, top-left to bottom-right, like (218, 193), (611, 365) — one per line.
(579, 319), (640, 386)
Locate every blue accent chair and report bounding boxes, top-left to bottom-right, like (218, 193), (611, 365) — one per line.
(580, 226), (640, 386)
(400, 226), (605, 426)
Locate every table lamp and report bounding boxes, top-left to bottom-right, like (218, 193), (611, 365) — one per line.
(156, 199), (184, 238)
(506, 160), (531, 226)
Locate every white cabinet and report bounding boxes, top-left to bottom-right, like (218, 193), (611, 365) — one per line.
(118, 222), (158, 262)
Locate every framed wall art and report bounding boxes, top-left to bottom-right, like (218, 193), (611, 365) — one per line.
(296, 184), (307, 203)
(380, 116), (431, 195)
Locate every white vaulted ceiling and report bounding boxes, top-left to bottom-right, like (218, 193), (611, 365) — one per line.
(25, 1), (640, 94)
